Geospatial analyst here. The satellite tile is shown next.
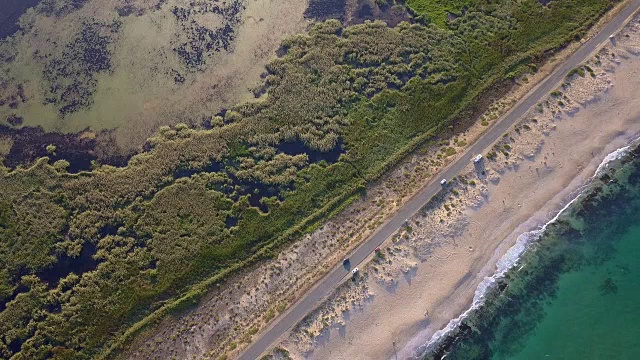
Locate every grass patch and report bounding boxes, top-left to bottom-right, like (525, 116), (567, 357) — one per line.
(567, 66), (586, 77)
(406, 0), (474, 27)
(443, 147), (457, 157)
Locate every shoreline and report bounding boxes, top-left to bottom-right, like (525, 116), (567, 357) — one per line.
(120, 4), (640, 359)
(396, 137), (640, 360)
(415, 140), (636, 359)
(278, 13), (640, 360)
(426, 141), (640, 359)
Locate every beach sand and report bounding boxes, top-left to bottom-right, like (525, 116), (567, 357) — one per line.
(273, 15), (640, 360)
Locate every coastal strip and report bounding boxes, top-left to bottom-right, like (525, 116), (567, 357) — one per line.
(278, 11), (640, 360)
(240, 2), (640, 359)
(426, 142), (640, 359)
(419, 140), (636, 359)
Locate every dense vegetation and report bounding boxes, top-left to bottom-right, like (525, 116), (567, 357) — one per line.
(0, 0), (617, 358)
(406, 0), (474, 26)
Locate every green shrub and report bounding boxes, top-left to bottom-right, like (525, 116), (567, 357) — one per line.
(567, 67), (586, 77)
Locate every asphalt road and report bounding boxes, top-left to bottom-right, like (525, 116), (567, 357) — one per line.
(238, 2), (640, 359)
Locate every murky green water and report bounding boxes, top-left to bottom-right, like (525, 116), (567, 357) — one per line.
(429, 145), (640, 360)
(0, 0), (41, 40)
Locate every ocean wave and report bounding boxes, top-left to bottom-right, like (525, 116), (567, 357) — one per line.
(413, 142), (635, 359)
(595, 144), (631, 177)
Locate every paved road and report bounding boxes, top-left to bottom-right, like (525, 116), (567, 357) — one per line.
(238, 2), (640, 359)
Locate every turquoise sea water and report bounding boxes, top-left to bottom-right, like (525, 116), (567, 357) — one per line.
(427, 145), (640, 360)
(510, 223), (640, 360)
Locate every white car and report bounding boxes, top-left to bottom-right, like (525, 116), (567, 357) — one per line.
(352, 267), (359, 275)
(473, 154), (483, 163)
(440, 178), (447, 186)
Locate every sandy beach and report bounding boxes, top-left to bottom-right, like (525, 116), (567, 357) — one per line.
(272, 14), (640, 360)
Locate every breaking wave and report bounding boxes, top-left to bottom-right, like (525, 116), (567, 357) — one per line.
(414, 142), (634, 359)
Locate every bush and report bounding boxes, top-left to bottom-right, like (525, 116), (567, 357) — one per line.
(567, 67), (586, 77)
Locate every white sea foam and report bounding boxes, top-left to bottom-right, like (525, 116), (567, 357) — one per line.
(595, 145), (631, 177)
(413, 143), (634, 359)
